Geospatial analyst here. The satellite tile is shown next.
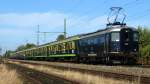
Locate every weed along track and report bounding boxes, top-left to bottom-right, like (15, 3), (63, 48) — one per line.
(6, 62), (75, 84)
(7, 60), (150, 84)
(0, 64), (23, 84)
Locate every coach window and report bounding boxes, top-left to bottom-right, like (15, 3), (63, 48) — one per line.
(81, 40), (85, 46)
(66, 42), (69, 50)
(72, 42), (75, 49)
(69, 42), (72, 49)
(87, 39), (89, 45)
(91, 39), (94, 45)
(111, 32), (120, 41)
(49, 46), (51, 51)
(56, 45), (58, 51)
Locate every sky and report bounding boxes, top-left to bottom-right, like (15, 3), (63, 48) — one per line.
(0, 0), (150, 54)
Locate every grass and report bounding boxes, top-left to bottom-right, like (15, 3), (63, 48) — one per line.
(0, 64), (23, 84)
(10, 61), (137, 84)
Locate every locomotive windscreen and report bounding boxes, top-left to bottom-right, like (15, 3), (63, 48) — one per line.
(111, 32), (120, 41)
(110, 32), (120, 52)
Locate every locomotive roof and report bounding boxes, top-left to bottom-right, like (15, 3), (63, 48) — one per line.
(79, 25), (137, 39)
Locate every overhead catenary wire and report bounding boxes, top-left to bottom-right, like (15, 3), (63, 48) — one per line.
(37, 19), (67, 45)
(122, 0), (140, 7)
(127, 9), (150, 22)
(77, 0), (109, 27)
(81, 0), (109, 16)
(120, 0), (150, 23)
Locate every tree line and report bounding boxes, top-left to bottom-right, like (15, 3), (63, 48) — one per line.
(4, 43), (36, 58)
(3, 34), (65, 58)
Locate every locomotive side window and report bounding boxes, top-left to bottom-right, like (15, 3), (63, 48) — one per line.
(100, 35), (105, 43)
(133, 32), (138, 41)
(111, 32), (120, 41)
(124, 30), (130, 42)
(93, 37), (98, 45)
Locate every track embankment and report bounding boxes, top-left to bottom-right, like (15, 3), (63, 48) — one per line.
(8, 59), (150, 84)
(6, 62), (77, 84)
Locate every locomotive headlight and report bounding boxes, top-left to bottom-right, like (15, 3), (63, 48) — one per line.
(134, 49), (136, 51)
(117, 48), (119, 52)
(124, 43), (128, 45)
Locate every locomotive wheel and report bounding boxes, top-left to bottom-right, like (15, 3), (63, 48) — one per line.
(127, 58), (137, 65)
(105, 56), (112, 65)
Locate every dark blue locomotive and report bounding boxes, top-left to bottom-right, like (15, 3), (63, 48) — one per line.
(77, 22), (139, 64)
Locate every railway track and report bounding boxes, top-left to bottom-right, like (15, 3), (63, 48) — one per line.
(113, 64), (150, 68)
(8, 59), (150, 84)
(6, 62), (76, 84)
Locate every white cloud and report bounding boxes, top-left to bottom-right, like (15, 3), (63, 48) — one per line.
(127, 19), (150, 28)
(0, 12), (67, 28)
(0, 12), (107, 30)
(0, 11), (108, 52)
(66, 15), (107, 35)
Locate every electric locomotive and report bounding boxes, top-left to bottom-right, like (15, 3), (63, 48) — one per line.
(77, 22), (139, 64)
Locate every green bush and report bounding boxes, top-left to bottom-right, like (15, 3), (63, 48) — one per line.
(138, 26), (150, 64)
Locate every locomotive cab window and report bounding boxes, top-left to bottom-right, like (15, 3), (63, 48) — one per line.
(111, 32), (120, 41)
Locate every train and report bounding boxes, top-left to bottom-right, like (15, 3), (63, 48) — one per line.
(10, 21), (139, 64)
